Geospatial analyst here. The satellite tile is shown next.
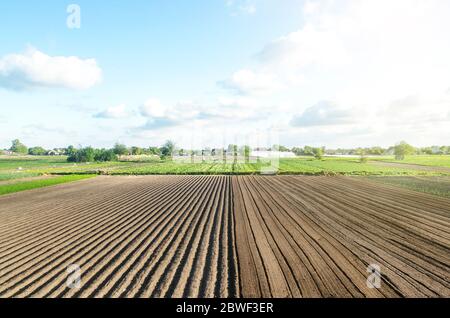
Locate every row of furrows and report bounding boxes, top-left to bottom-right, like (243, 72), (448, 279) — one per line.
(0, 177), (154, 237)
(1, 175), (449, 298)
(305, 177), (450, 270)
(0, 177), (177, 271)
(232, 176), (450, 298)
(0, 176), (193, 296)
(0, 176), (238, 298)
(233, 176), (376, 298)
(279, 176), (448, 296)
(271, 176), (449, 296)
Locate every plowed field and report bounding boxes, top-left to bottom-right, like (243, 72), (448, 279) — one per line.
(0, 176), (449, 298)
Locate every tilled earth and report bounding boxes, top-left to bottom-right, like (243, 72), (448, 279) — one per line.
(0, 175), (448, 298)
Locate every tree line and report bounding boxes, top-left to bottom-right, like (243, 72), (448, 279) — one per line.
(4, 139), (176, 163)
(4, 139), (450, 163)
(292, 142), (450, 159)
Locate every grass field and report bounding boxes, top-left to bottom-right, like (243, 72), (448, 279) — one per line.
(0, 175), (96, 196)
(372, 155), (450, 167)
(365, 176), (450, 199)
(277, 157), (446, 175)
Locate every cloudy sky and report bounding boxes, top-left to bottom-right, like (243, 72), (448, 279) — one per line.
(1, 0), (450, 150)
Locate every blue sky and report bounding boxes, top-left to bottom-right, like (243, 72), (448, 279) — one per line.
(1, 0), (450, 149)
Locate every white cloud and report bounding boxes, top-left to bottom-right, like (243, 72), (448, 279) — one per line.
(0, 47), (102, 90)
(258, 25), (349, 71)
(22, 124), (77, 138)
(226, 0), (256, 16)
(217, 96), (256, 108)
(219, 69), (283, 95)
(291, 101), (356, 127)
(218, 0), (450, 146)
(140, 98), (169, 118)
(136, 96), (268, 133)
(95, 104), (130, 119)
(139, 98), (206, 130)
(379, 92), (450, 126)
(239, 3), (256, 15)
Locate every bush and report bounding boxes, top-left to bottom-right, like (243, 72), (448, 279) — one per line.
(10, 139), (28, 154)
(67, 147), (118, 163)
(95, 149), (118, 162)
(67, 147), (95, 162)
(394, 141), (415, 160)
(313, 147), (323, 160)
(113, 143), (129, 155)
(28, 146), (47, 156)
(160, 140), (176, 159)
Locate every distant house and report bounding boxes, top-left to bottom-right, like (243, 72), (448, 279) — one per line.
(1, 150), (13, 155)
(431, 146), (441, 154)
(47, 149), (62, 156)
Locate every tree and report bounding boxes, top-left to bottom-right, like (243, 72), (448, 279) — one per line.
(241, 145), (251, 163)
(227, 144), (238, 163)
(66, 145), (76, 156)
(356, 148), (368, 163)
(312, 147), (323, 160)
(67, 146), (95, 162)
(291, 147), (303, 156)
(303, 146), (314, 156)
(276, 145), (290, 152)
(367, 146), (384, 156)
(95, 149), (118, 162)
(227, 144), (238, 155)
(148, 147), (161, 156)
(10, 139), (28, 154)
(113, 143), (129, 156)
(78, 147), (96, 162)
(160, 140), (175, 159)
(394, 141), (415, 160)
(66, 146), (78, 162)
(131, 146), (143, 156)
(28, 146), (47, 156)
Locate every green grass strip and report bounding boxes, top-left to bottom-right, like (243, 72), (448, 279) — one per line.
(0, 175), (96, 196)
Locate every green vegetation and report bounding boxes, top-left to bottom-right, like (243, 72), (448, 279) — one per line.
(10, 139), (28, 154)
(67, 146), (118, 163)
(0, 174), (96, 196)
(113, 143), (129, 156)
(312, 147), (323, 160)
(366, 176), (450, 199)
(0, 171), (40, 181)
(1, 154), (449, 178)
(160, 140), (176, 159)
(376, 155), (450, 168)
(0, 156), (121, 181)
(278, 157), (438, 175)
(292, 146), (324, 157)
(394, 141), (415, 160)
(0, 156), (450, 180)
(28, 146), (47, 156)
(111, 161), (264, 175)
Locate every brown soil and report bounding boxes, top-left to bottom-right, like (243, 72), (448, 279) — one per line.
(0, 175), (448, 298)
(233, 176), (450, 297)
